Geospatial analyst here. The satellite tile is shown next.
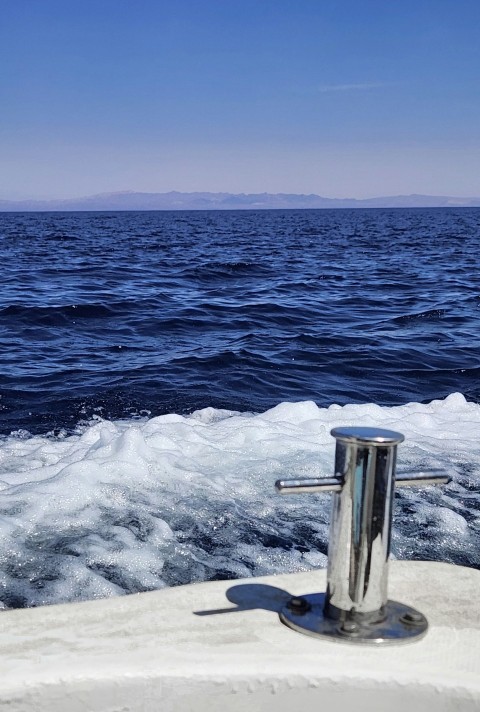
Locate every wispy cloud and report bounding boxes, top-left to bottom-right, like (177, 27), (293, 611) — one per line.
(316, 82), (388, 93)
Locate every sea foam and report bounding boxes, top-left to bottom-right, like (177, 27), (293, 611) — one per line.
(0, 392), (478, 608)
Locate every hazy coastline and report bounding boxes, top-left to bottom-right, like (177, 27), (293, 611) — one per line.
(1, 190), (479, 212)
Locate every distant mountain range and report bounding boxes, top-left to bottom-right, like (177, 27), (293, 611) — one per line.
(1, 191), (479, 212)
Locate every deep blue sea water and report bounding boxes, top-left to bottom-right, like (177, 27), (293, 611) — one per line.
(1, 208), (479, 433)
(0, 208), (479, 608)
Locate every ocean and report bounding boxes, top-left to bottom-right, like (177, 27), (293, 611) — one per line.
(0, 208), (479, 609)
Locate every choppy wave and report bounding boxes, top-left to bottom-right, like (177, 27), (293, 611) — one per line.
(1, 208), (480, 434)
(0, 393), (478, 609)
(1, 209), (480, 607)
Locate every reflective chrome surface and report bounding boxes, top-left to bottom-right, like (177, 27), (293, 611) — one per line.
(326, 428), (403, 616)
(279, 594), (428, 645)
(275, 426), (450, 644)
(395, 474), (451, 487)
(275, 477), (342, 494)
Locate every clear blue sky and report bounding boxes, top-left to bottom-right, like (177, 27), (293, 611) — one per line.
(1, 0), (479, 199)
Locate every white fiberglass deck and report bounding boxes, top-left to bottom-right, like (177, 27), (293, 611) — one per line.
(0, 561), (478, 711)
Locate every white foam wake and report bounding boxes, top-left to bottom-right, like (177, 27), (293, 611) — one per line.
(0, 392), (478, 608)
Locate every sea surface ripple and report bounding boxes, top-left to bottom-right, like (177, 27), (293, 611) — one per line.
(1, 208), (479, 433)
(0, 208), (479, 607)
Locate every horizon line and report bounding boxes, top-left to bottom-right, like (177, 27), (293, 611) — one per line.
(1, 189), (480, 203)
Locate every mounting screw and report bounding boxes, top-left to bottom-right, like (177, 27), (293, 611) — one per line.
(287, 597), (310, 614)
(339, 620), (360, 635)
(400, 611), (425, 627)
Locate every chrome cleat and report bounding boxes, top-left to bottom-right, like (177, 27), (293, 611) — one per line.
(276, 427), (450, 644)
